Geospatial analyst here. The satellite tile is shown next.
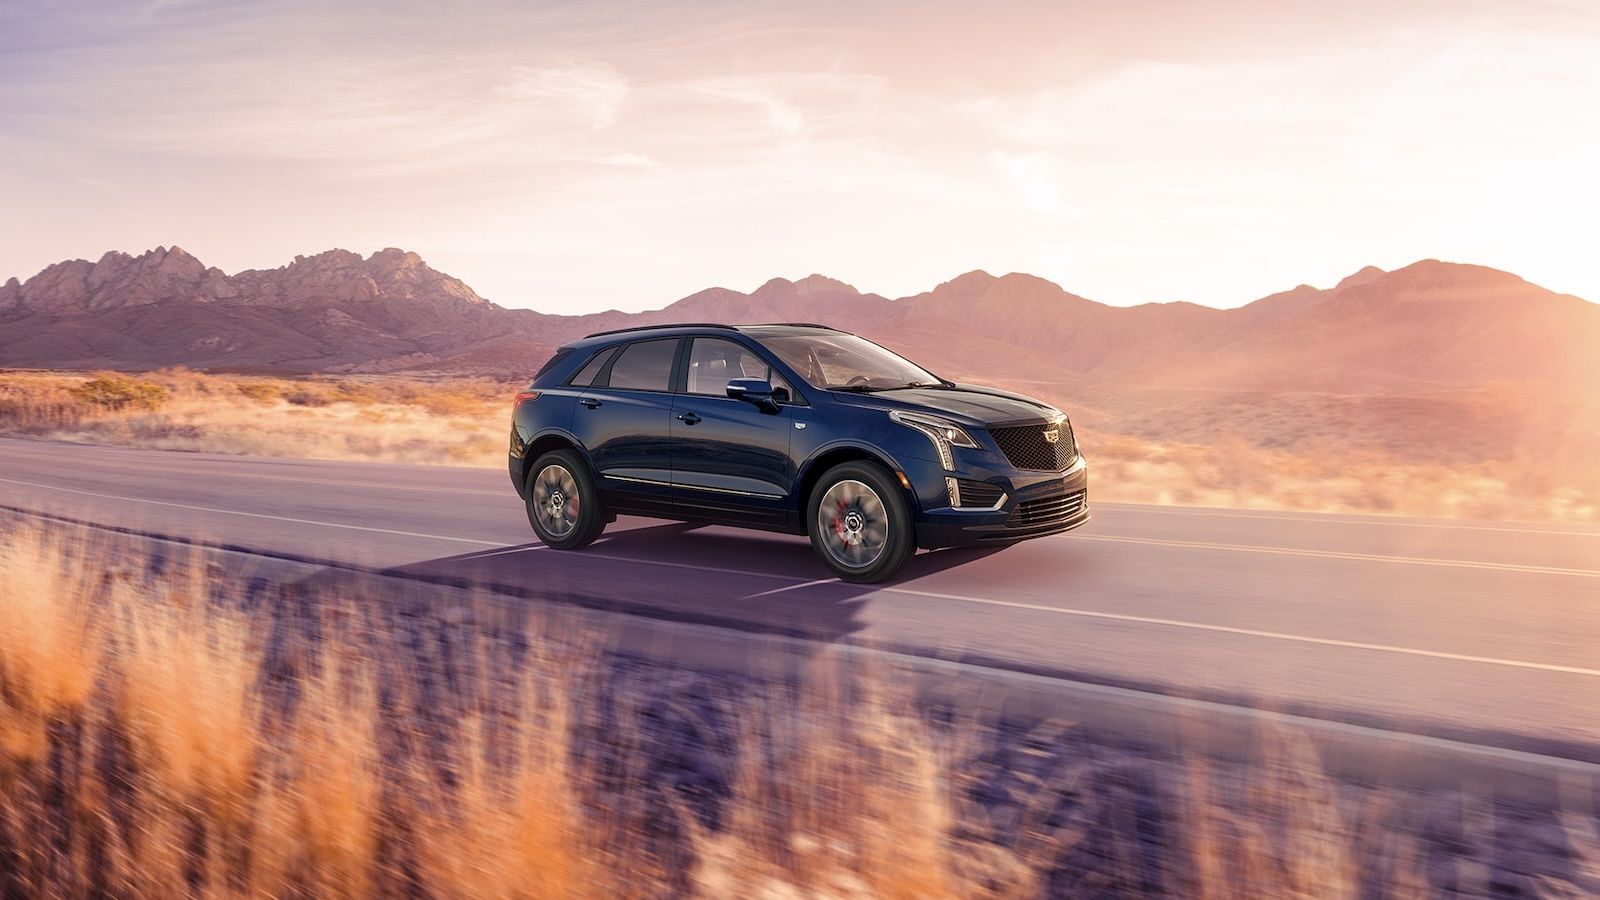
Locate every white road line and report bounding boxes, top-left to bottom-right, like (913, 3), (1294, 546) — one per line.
(189, 470), (505, 496)
(878, 585), (1600, 678)
(743, 577), (841, 599)
(1099, 503), (1600, 538)
(1075, 533), (1600, 578)
(0, 476), (503, 547)
(0, 443), (504, 496)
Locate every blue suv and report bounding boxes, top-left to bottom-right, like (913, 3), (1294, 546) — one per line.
(509, 323), (1089, 582)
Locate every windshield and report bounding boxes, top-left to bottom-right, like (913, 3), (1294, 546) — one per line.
(759, 333), (942, 391)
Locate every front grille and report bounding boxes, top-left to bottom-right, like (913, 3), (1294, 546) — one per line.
(989, 419), (1077, 471)
(1010, 489), (1087, 527)
(954, 478), (1004, 508)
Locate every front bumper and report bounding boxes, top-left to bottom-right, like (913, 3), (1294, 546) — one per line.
(911, 456), (1090, 549)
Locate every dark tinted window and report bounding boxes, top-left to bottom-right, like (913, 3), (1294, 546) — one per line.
(605, 339), (677, 391)
(567, 347), (615, 387)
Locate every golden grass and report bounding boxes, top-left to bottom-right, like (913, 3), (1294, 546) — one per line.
(1085, 431), (1600, 523)
(118, 579), (260, 819)
(0, 368), (512, 466)
(0, 524), (1592, 896)
(275, 645), (383, 898)
(0, 529), (101, 772)
(695, 671), (963, 898)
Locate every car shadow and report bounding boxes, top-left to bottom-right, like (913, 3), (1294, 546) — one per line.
(285, 520), (1004, 644)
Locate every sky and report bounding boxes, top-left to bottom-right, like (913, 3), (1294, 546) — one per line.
(2, 0), (1597, 313)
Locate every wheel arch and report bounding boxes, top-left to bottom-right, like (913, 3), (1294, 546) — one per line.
(794, 442), (916, 536)
(519, 430), (594, 494)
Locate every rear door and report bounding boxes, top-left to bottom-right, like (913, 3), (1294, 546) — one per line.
(668, 337), (795, 527)
(571, 337), (682, 514)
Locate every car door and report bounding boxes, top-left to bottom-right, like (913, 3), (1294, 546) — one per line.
(669, 337), (795, 526)
(571, 337), (682, 515)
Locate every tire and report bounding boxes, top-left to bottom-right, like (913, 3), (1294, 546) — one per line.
(524, 450), (606, 549)
(807, 461), (915, 583)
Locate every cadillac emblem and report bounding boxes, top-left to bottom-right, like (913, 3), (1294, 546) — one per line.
(1043, 424), (1060, 444)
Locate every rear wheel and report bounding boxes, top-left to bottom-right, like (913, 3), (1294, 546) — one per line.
(525, 450), (605, 549)
(807, 461), (915, 583)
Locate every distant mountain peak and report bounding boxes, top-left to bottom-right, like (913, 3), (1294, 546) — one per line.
(792, 274), (858, 295)
(368, 247), (425, 267)
(752, 274), (861, 298)
(939, 270), (997, 290)
(1335, 266), (1386, 290)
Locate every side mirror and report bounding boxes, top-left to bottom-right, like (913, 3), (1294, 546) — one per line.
(726, 378), (779, 412)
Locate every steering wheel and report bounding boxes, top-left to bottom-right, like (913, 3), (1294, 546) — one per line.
(845, 375), (872, 387)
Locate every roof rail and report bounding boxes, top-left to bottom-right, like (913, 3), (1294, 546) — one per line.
(582, 322), (738, 339)
(754, 322), (838, 330)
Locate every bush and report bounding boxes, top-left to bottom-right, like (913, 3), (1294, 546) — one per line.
(235, 381), (281, 403)
(283, 389), (330, 407)
(68, 374), (169, 412)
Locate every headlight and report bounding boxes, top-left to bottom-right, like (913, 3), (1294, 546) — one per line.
(889, 410), (977, 470)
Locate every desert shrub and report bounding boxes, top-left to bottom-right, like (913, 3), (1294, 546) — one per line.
(68, 373), (169, 411)
(283, 389), (331, 407)
(0, 378), (87, 431)
(235, 381), (281, 403)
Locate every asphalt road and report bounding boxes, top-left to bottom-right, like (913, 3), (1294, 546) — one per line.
(3, 436), (1598, 757)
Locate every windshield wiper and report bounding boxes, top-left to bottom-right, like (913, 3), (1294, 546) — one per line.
(830, 384), (884, 393)
(880, 381), (948, 391)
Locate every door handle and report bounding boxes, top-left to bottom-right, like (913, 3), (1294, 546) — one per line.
(579, 398), (602, 409)
(675, 412), (702, 425)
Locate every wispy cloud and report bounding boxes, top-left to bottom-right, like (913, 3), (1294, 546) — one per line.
(503, 65), (630, 129)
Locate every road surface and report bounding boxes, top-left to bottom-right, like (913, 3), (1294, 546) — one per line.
(2, 436), (1598, 758)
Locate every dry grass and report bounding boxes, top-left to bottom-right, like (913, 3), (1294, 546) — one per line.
(1, 525), (1596, 896)
(0, 368), (512, 466)
(1084, 431), (1600, 523)
(695, 671), (966, 898)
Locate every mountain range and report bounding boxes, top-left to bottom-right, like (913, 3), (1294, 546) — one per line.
(4, 246), (1598, 462)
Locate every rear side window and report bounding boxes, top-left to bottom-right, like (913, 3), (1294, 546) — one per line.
(604, 339), (677, 391)
(567, 347), (616, 387)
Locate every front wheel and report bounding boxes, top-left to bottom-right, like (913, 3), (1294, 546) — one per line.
(807, 461), (916, 583)
(525, 450), (605, 549)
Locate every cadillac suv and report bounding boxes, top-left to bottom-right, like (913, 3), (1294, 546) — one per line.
(509, 323), (1088, 582)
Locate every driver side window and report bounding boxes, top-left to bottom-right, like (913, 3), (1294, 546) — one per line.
(685, 338), (796, 403)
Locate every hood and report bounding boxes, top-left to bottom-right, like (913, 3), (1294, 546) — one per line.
(840, 383), (1061, 426)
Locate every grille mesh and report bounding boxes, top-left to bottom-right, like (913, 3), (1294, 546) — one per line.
(989, 420), (1076, 471)
(1009, 489), (1087, 527)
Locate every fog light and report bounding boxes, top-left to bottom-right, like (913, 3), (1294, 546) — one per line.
(945, 477), (961, 507)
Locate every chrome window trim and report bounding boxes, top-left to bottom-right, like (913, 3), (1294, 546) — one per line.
(604, 473), (784, 499)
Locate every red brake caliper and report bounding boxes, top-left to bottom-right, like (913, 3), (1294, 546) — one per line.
(833, 500), (848, 540)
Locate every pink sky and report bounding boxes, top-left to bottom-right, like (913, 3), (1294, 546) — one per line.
(2, 0), (1597, 313)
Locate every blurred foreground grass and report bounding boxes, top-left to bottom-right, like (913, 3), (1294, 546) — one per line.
(0, 368), (1595, 522)
(3, 523), (1597, 897)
